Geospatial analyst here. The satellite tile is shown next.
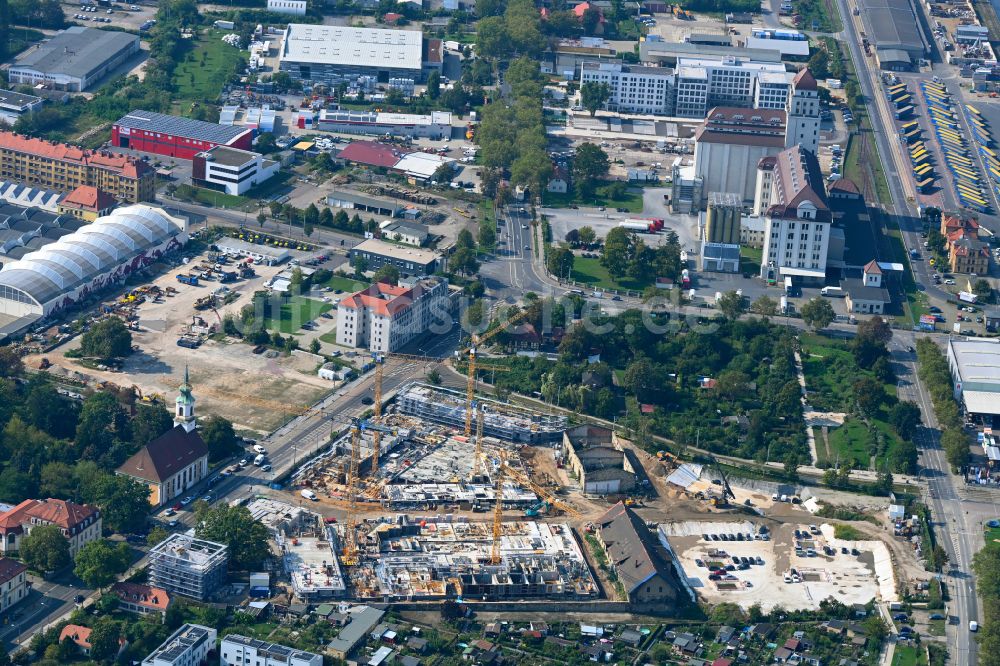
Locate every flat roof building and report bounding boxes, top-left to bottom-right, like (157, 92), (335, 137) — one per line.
(192, 146), (280, 196)
(215, 237), (290, 265)
(314, 109), (452, 139)
(0, 89), (44, 126)
(148, 534), (228, 600)
(280, 25), (431, 83)
(8, 27), (140, 92)
(948, 337), (1000, 422)
(142, 624), (217, 666)
(858, 0), (928, 69)
(327, 606), (385, 659)
(221, 635), (322, 666)
(349, 238), (443, 276)
(112, 110), (254, 160)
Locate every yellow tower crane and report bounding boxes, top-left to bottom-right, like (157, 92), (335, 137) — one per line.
(472, 401), (485, 479)
(460, 308), (530, 439)
(341, 419), (362, 566)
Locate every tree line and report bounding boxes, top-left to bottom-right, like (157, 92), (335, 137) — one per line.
(915, 338), (971, 471)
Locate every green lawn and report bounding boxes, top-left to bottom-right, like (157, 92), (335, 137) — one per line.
(325, 276), (366, 293)
(740, 246), (762, 277)
(543, 182), (644, 213)
(891, 645), (928, 666)
(928, 619), (945, 636)
(173, 29), (244, 105)
(570, 256), (651, 292)
(263, 296), (333, 334)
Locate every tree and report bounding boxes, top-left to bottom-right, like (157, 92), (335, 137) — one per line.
(716, 291), (746, 321)
(581, 5), (602, 34)
(478, 222), (496, 251)
(600, 227), (635, 278)
(80, 317), (132, 360)
(309, 339), (321, 355)
(578, 225), (596, 246)
(201, 415), (239, 462)
(800, 297), (835, 330)
(565, 228), (580, 245)
(88, 618), (122, 663)
(0, 467), (36, 503)
(257, 211), (267, 227)
(427, 69), (441, 99)
(196, 504), (270, 570)
(973, 278), (994, 302)
(751, 295), (779, 318)
(0, 347), (23, 377)
(74, 538), (131, 589)
(546, 246), (575, 278)
(373, 264), (400, 285)
(450, 246), (480, 275)
(75, 392), (129, 461)
(131, 403), (173, 448)
(889, 401), (921, 439)
(21, 524), (70, 573)
(255, 132), (277, 154)
(853, 377), (885, 416)
(942, 427), (971, 471)
(856, 316), (893, 345)
(572, 143), (609, 198)
(146, 526), (169, 548)
(862, 615), (888, 643)
(426, 369), (442, 385)
(94, 475), (151, 534)
(580, 81), (611, 117)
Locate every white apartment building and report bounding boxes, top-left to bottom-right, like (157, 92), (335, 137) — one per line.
(221, 636), (323, 666)
(267, 0), (307, 14)
(336, 277), (449, 352)
(192, 146), (280, 196)
(579, 62), (673, 115)
(142, 625), (217, 666)
(674, 56), (791, 117)
(758, 145), (831, 285)
(0, 559), (28, 614)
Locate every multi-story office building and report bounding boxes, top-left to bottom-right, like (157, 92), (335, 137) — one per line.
(221, 636), (323, 666)
(784, 68), (820, 154)
(579, 62), (674, 115)
(757, 145), (831, 285)
(674, 56), (791, 117)
(142, 624), (217, 666)
(148, 534), (228, 600)
(336, 277), (449, 352)
(0, 132), (155, 202)
(348, 238), (443, 276)
(192, 146), (280, 196)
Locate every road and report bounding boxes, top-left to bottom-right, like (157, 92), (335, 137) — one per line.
(0, 572), (89, 653)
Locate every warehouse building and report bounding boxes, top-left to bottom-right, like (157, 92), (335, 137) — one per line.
(561, 425), (641, 495)
(0, 132), (155, 202)
(112, 110), (254, 160)
(857, 0), (928, 70)
(0, 205), (187, 336)
(279, 25), (438, 84)
(948, 337), (1000, 425)
(8, 27), (140, 92)
(0, 89), (44, 126)
(309, 109), (452, 139)
(192, 146), (279, 196)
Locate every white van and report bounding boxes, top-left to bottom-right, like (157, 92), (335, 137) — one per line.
(971, 620), (979, 632)
(821, 286), (845, 297)
(253, 444), (267, 455)
(254, 454), (265, 466)
(300, 489), (318, 501)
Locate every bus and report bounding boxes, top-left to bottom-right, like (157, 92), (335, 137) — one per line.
(981, 146), (997, 159)
(968, 104), (982, 116)
(917, 176), (935, 191)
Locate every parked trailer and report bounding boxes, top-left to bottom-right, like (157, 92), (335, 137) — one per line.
(619, 221), (655, 233)
(895, 106), (914, 119)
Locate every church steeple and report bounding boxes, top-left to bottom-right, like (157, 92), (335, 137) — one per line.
(174, 365), (196, 432)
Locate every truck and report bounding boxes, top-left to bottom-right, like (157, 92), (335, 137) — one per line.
(821, 286), (845, 297)
(619, 220), (656, 233)
(894, 105), (913, 120)
(784, 276), (794, 295)
(959, 291), (979, 303)
(177, 274), (199, 286)
(176, 337), (200, 349)
(780, 295), (789, 313)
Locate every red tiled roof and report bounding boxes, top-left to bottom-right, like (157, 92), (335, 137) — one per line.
(337, 141), (410, 169)
(792, 67), (817, 90)
(0, 557), (27, 584)
(0, 499), (38, 533)
(62, 185), (117, 211)
(60, 625), (92, 650)
(0, 132), (151, 178)
(339, 280), (421, 317)
(110, 582), (171, 611)
(863, 259), (882, 275)
(117, 425), (208, 483)
(829, 177), (860, 195)
(25, 498), (99, 530)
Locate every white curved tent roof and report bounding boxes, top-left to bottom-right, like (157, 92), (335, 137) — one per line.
(0, 205), (183, 307)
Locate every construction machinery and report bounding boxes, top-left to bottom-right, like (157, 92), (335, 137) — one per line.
(342, 419), (362, 565)
(707, 455), (737, 507)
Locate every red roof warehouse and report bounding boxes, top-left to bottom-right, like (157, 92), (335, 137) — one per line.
(112, 110), (254, 160)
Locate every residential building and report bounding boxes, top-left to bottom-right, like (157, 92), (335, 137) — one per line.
(561, 425), (641, 495)
(116, 369), (208, 506)
(757, 145), (831, 285)
(8, 27), (140, 92)
(267, 0), (307, 14)
(280, 25), (437, 84)
(0, 558), (28, 614)
(192, 146), (279, 196)
(784, 68), (820, 154)
(0, 498), (101, 557)
(594, 503), (685, 604)
(56, 185), (117, 221)
(844, 260), (890, 314)
(0, 132), (155, 202)
(948, 337), (1000, 424)
(148, 535), (228, 600)
(109, 582), (172, 620)
(336, 277), (449, 352)
(349, 238), (443, 276)
(60, 625), (93, 655)
(950, 236), (990, 274)
(0, 89), (45, 126)
(142, 624), (217, 666)
(221, 635), (323, 666)
(112, 110), (254, 160)
(579, 62), (674, 115)
(548, 167), (569, 193)
(740, 214), (766, 248)
(380, 221), (428, 246)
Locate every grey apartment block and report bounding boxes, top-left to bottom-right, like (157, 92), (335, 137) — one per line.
(148, 534), (228, 600)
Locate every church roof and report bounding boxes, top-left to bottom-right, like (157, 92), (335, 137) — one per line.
(117, 425), (208, 483)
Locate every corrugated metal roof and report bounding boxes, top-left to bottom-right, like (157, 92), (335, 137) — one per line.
(115, 110), (251, 145)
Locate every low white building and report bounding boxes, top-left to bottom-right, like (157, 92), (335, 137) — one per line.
(143, 625), (217, 666)
(216, 237), (290, 265)
(221, 635), (322, 666)
(0, 89), (44, 126)
(316, 109), (452, 139)
(192, 146), (280, 196)
(845, 260), (890, 314)
(0, 559), (28, 614)
(380, 221), (428, 246)
(267, 0), (307, 14)
(318, 363), (354, 381)
(336, 277), (449, 352)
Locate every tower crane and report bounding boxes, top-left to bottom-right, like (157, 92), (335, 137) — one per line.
(472, 401), (485, 480)
(341, 419), (362, 566)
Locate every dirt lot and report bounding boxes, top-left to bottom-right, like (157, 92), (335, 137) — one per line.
(28, 250), (335, 433)
(662, 520), (897, 611)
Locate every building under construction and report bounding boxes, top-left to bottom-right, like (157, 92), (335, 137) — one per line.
(347, 516), (597, 601)
(396, 383), (567, 443)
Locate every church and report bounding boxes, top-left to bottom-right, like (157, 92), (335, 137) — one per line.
(116, 368), (210, 507)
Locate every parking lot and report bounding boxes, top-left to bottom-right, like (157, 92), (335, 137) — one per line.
(67, 1), (157, 31)
(661, 520), (895, 611)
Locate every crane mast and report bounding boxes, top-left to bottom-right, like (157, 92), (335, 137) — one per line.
(341, 420), (362, 565)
